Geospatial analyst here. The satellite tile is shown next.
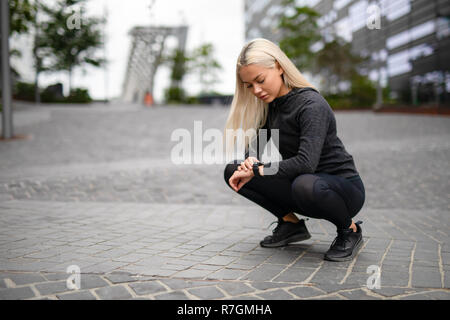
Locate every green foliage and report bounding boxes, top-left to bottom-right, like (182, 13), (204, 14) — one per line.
(311, 37), (367, 93)
(66, 88), (92, 103)
(13, 81), (36, 101)
(9, 0), (35, 35)
(188, 43), (222, 94)
(278, 0), (321, 70)
(12, 81), (91, 103)
(164, 87), (186, 104)
(350, 74), (377, 107)
(324, 74), (377, 109)
(37, 0), (106, 91)
(169, 49), (189, 82)
(161, 42), (223, 103)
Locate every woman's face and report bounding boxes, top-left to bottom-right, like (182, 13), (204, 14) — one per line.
(239, 62), (290, 103)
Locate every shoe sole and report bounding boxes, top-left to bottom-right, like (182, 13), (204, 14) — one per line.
(323, 236), (364, 262)
(260, 232), (311, 248)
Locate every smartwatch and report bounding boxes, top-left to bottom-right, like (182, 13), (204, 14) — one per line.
(252, 161), (264, 177)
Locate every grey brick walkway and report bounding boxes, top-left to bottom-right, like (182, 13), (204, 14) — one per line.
(0, 102), (449, 300)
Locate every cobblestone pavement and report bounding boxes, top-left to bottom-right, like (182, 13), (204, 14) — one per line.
(0, 102), (449, 300)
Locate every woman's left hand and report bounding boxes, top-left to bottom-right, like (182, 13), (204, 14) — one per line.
(229, 168), (254, 192)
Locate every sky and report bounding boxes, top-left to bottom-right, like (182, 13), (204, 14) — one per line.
(31, 0), (246, 102)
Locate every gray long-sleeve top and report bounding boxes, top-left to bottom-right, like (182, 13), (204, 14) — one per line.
(245, 87), (359, 180)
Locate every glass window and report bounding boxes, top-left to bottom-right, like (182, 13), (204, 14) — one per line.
(387, 20), (435, 50)
(437, 17), (450, 39)
(349, 0), (368, 32)
(384, 0), (411, 21)
(387, 29), (410, 50)
(387, 49), (411, 77)
(334, 0), (352, 11)
(409, 43), (434, 61)
(335, 16), (352, 42)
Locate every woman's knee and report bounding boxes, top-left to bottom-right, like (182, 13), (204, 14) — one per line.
(291, 174), (320, 205)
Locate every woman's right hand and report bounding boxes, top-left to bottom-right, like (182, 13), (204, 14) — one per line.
(237, 157), (259, 172)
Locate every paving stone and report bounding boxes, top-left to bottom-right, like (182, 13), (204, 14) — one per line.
(287, 286), (327, 298)
(173, 269), (213, 279)
(95, 285), (133, 300)
(397, 292), (434, 300)
(226, 294), (262, 300)
(103, 272), (140, 284)
(35, 280), (70, 296)
(232, 255), (268, 267)
(370, 287), (417, 298)
(248, 281), (293, 291)
(57, 290), (97, 300)
(423, 290), (450, 300)
(154, 290), (191, 300)
(191, 264), (223, 271)
(217, 282), (255, 296)
(292, 258), (323, 269)
(411, 270), (443, 288)
(272, 267), (316, 283)
(42, 273), (71, 281)
(308, 267), (348, 285)
(79, 274), (110, 290)
(0, 272), (46, 285)
(159, 278), (218, 290)
(375, 271), (410, 287)
(188, 286), (225, 299)
(313, 294), (346, 300)
(338, 289), (380, 300)
(241, 264), (286, 282)
(255, 289), (295, 300)
(206, 268), (249, 280)
(0, 286), (36, 300)
(128, 281), (167, 296)
(201, 255), (237, 266)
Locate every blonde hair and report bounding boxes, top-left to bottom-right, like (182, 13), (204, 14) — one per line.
(223, 38), (317, 159)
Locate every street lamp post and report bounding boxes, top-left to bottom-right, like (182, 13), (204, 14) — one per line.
(1, 0), (13, 139)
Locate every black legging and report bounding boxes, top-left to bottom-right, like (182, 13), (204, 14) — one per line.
(224, 159), (365, 230)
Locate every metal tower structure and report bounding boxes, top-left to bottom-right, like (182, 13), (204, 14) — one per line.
(121, 25), (188, 104)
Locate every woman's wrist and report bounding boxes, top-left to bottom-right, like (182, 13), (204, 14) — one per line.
(258, 165), (264, 176)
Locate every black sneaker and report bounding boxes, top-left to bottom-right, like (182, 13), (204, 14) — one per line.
(324, 221), (364, 262)
(260, 218), (311, 248)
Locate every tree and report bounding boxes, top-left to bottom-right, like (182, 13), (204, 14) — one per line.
(277, 0), (321, 70)
(9, 0), (35, 35)
(311, 36), (367, 94)
(188, 43), (222, 95)
(6, 0), (36, 82)
(163, 48), (190, 103)
(38, 0), (105, 93)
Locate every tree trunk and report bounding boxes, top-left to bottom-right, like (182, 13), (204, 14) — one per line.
(34, 71), (40, 104)
(68, 68), (72, 95)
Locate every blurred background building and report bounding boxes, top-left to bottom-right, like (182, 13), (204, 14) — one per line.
(4, 0), (449, 107)
(121, 25), (188, 104)
(245, 0), (450, 105)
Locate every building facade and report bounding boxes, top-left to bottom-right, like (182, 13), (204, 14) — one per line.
(245, 0), (450, 105)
